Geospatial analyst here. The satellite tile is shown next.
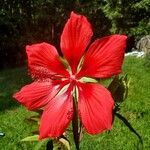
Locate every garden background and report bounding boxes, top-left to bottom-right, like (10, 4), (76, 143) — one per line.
(0, 0), (150, 149)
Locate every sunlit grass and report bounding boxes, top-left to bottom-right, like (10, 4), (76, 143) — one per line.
(0, 57), (150, 149)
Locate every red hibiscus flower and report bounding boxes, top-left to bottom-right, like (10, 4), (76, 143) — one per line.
(13, 12), (127, 139)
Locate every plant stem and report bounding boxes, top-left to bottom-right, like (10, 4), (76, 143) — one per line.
(72, 98), (80, 150)
(72, 86), (80, 150)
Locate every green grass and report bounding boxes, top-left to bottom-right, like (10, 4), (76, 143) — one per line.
(0, 57), (150, 150)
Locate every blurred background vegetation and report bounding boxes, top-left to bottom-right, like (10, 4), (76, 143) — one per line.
(0, 0), (150, 69)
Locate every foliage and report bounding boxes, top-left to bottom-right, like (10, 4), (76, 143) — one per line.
(102, 0), (150, 40)
(0, 0), (149, 68)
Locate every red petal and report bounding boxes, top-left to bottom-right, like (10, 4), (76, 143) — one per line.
(39, 84), (73, 139)
(13, 80), (67, 110)
(61, 12), (93, 74)
(26, 42), (69, 79)
(77, 83), (114, 134)
(77, 35), (127, 78)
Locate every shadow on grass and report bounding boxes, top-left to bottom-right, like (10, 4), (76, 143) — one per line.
(0, 95), (20, 111)
(0, 66), (31, 111)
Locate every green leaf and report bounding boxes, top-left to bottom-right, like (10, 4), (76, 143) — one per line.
(34, 139), (49, 150)
(21, 135), (39, 142)
(108, 75), (129, 102)
(115, 112), (143, 149)
(53, 137), (71, 150)
(26, 115), (40, 125)
(59, 137), (70, 150)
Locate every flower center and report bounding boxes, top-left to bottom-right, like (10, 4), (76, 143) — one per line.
(70, 74), (76, 82)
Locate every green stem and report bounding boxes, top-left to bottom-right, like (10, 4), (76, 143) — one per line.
(72, 98), (80, 150)
(72, 85), (80, 150)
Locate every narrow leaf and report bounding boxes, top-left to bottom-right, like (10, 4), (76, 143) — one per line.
(115, 112), (143, 147)
(59, 138), (70, 150)
(21, 135), (39, 142)
(34, 139), (48, 150)
(53, 137), (70, 150)
(26, 115), (40, 124)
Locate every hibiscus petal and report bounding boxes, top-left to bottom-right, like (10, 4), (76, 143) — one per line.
(61, 12), (93, 74)
(39, 84), (73, 139)
(13, 81), (66, 110)
(77, 35), (127, 78)
(26, 42), (69, 79)
(77, 83), (114, 134)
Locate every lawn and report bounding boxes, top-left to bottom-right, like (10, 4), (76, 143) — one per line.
(0, 57), (150, 150)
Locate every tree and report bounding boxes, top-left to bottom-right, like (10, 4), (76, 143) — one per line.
(101, 0), (150, 40)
